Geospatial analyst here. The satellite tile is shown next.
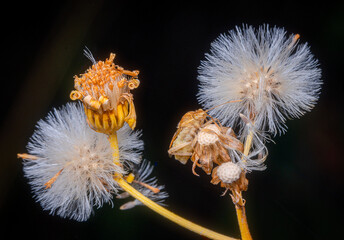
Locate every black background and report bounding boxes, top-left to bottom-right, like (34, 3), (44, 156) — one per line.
(1, 1), (343, 239)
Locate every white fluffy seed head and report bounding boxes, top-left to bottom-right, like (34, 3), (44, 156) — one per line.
(197, 25), (322, 136)
(217, 162), (242, 184)
(197, 124), (221, 145)
(22, 102), (143, 221)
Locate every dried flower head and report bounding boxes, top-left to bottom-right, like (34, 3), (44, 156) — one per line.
(70, 49), (140, 133)
(117, 160), (169, 210)
(21, 102), (143, 221)
(197, 25), (322, 135)
(211, 162), (248, 195)
(168, 109), (245, 176)
(191, 123), (243, 175)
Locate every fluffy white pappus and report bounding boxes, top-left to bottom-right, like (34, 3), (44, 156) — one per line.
(23, 102), (143, 221)
(117, 124), (144, 172)
(117, 160), (169, 210)
(197, 25), (322, 136)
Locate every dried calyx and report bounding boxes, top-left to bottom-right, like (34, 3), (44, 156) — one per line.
(168, 109), (207, 164)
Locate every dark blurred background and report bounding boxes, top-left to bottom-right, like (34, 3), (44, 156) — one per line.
(1, 1), (343, 239)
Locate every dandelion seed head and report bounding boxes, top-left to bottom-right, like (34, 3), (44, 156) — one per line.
(197, 25), (322, 135)
(22, 102), (143, 221)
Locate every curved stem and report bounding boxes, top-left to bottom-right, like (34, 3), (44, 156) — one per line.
(108, 133), (238, 240)
(116, 177), (237, 240)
